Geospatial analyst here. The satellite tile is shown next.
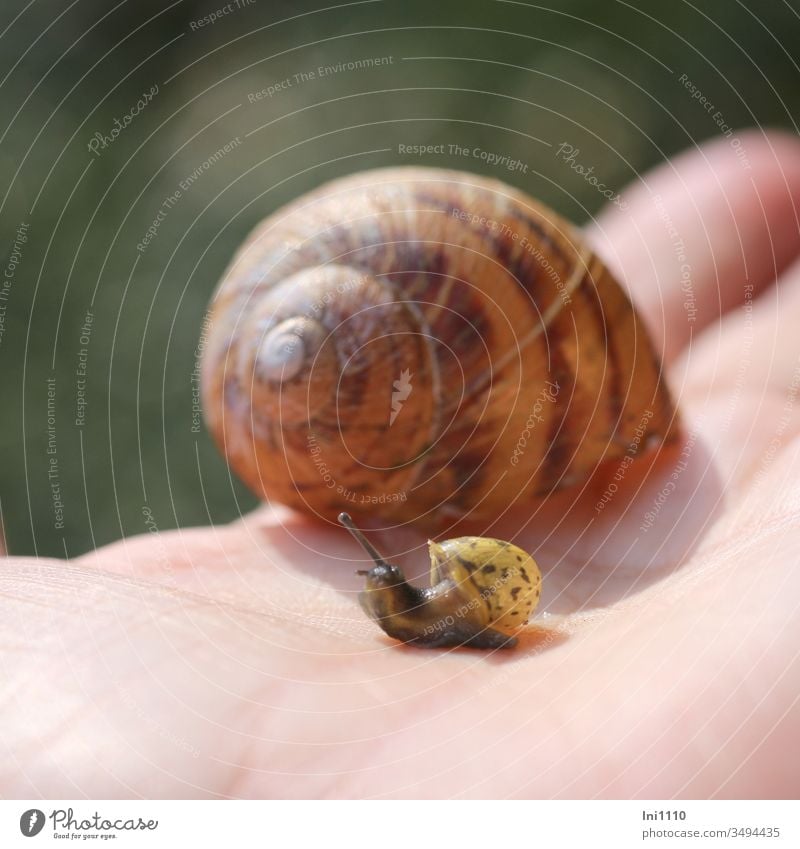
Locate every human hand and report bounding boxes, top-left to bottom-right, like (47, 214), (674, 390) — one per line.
(3, 131), (799, 798)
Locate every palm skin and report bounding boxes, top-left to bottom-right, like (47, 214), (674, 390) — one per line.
(3, 131), (800, 799)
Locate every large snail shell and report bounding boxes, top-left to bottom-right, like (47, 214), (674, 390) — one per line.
(201, 167), (676, 525)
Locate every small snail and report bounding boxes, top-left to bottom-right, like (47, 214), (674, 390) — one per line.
(339, 512), (541, 649)
(202, 167), (676, 526)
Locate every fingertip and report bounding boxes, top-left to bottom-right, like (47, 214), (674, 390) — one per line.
(587, 129), (800, 362)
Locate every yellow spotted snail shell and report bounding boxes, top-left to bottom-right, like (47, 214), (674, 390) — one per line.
(339, 512), (542, 649)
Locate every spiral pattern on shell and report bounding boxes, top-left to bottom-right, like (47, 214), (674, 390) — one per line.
(201, 167), (676, 525)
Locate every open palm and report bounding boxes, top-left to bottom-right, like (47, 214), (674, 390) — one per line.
(3, 132), (799, 799)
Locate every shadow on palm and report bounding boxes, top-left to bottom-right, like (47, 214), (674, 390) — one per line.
(260, 423), (721, 660)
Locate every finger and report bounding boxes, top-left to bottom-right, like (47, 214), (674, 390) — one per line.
(586, 130), (800, 363)
(676, 253), (800, 396)
(665, 254), (800, 491)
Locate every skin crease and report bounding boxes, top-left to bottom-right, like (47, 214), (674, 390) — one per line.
(3, 131), (800, 799)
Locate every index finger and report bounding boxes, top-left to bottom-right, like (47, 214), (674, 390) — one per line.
(586, 130), (800, 363)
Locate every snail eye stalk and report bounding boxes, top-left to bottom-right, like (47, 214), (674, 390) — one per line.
(338, 512), (390, 569)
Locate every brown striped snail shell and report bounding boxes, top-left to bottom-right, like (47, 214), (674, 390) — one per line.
(201, 167), (676, 526)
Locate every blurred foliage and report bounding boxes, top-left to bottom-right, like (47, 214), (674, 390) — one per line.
(0, 0), (798, 556)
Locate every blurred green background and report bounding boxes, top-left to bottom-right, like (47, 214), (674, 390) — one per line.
(1, 0), (798, 557)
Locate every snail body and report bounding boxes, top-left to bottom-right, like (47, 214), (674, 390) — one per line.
(202, 167), (676, 525)
(339, 513), (541, 649)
